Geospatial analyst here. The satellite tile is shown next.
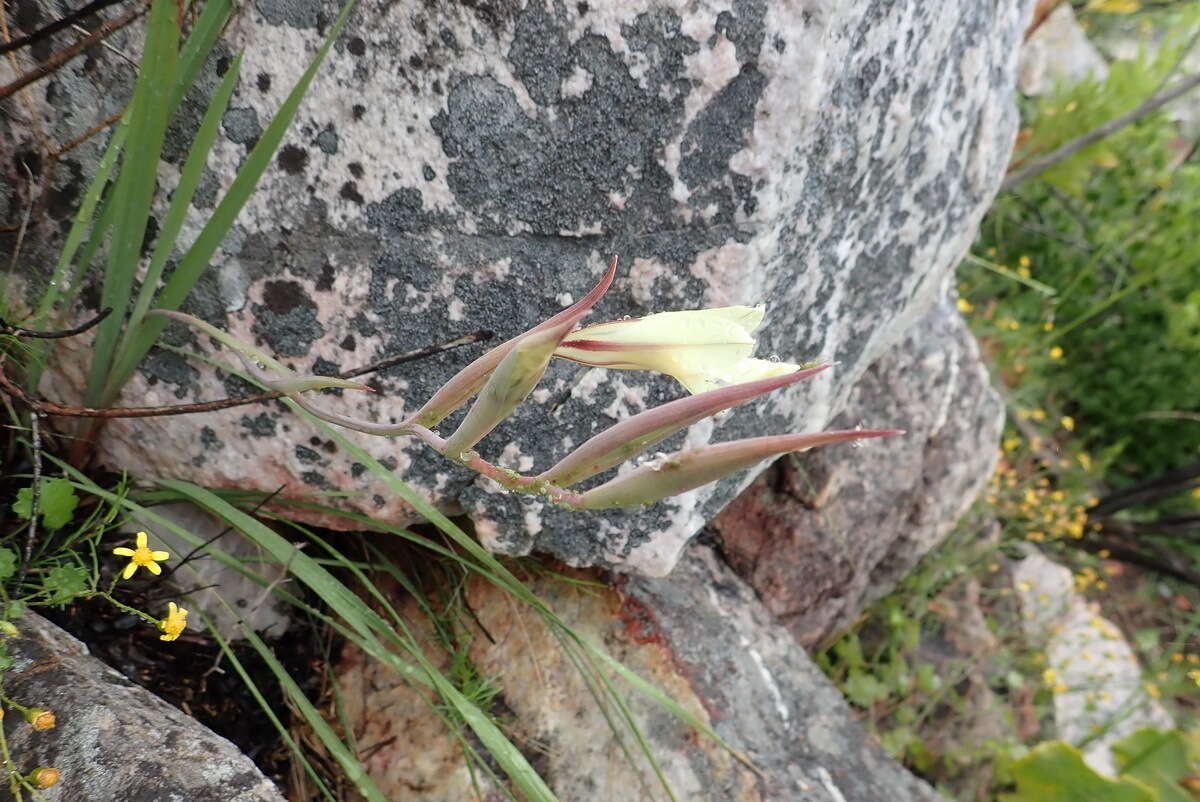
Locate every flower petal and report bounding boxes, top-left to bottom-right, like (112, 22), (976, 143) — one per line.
(150, 550), (170, 561)
(122, 562), (137, 580)
(147, 561), (163, 576)
(135, 531), (148, 548)
(112, 547), (135, 557)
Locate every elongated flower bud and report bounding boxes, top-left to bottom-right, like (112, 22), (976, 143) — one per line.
(411, 256), (619, 427)
(441, 325), (564, 458)
(578, 429), (902, 510)
(540, 364), (832, 487)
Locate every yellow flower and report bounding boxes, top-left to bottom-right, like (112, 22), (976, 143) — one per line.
(29, 767), (60, 789)
(158, 602), (188, 642)
(1049, 346), (1064, 360)
(25, 708), (55, 731)
(1061, 415), (1075, 431)
(957, 298), (974, 314)
(1188, 669), (1200, 686)
(1042, 668), (1057, 685)
(113, 531), (170, 580)
(1019, 255), (1032, 269)
(1145, 682), (1161, 698)
(555, 306), (802, 394)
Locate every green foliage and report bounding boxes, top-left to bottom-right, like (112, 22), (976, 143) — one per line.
(966, 104), (1200, 486)
(1014, 7), (1200, 193)
(1002, 741), (1155, 802)
(42, 565), (89, 606)
(1112, 729), (1198, 802)
(11, 478), (79, 530)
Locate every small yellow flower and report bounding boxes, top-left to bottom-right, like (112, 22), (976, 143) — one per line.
(113, 531), (170, 580)
(1042, 668), (1057, 685)
(25, 708), (55, 731)
(1043, 321), (1054, 331)
(29, 767), (60, 789)
(1032, 409), (1046, 421)
(1061, 416), (1075, 431)
(1145, 682), (1161, 699)
(957, 298), (974, 314)
(158, 602), (188, 642)
(1188, 669), (1200, 686)
(1049, 346), (1064, 360)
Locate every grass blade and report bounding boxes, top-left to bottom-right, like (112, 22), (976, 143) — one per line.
(231, 618), (389, 802)
(202, 613), (339, 802)
(85, 0), (180, 405)
(171, 0), (233, 112)
(120, 55), (244, 355)
(102, 0), (359, 404)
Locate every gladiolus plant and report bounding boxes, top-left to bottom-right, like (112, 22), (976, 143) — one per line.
(152, 258), (900, 511)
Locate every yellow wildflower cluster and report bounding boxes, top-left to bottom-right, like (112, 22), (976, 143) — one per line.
(986, 458), (1091, 543)
(1074, 566), (1107, 592)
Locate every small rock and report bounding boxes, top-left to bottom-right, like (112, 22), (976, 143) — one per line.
(0, 613), (285, 801)
(1013, 551), (1174, 775)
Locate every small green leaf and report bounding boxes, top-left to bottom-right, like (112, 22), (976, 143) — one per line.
(10, 478), (80, 529)
(0, 548), (16, 582)
(11, 486), (32, 520)
(40, 478), (80, 530)
(44, 565), (89, 604)
(1001, 741), (1155, 802)
(843, 670), (889, 707)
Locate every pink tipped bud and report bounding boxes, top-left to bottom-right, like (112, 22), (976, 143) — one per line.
(411, 256), (619, 427)
(578, 429), (903, 510)
(441, 325), (564, 458)
(539, 364), (832, 487)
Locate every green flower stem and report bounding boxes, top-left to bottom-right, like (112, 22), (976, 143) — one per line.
(406, 425), (586, 509)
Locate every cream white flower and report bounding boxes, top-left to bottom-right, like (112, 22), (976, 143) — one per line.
(554, 305), (801, 394)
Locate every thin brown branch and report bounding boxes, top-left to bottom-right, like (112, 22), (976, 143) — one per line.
(1077, 537), (1200, 589)
(0, 330), (493, 419)
(1090, 460), (1200, 517)
(0, 2), (146, 101)
(0, 0), (128, 56)
(1002, 71), (1200, 193)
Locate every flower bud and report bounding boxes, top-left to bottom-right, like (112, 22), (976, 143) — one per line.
(412, 256), (618, 427)
(29, 767), (60, 789)
(578, 430), (902, 510)
(540, 364), (832, 487)
(25, 707), (56, 730)
(442, 325), (565, 458)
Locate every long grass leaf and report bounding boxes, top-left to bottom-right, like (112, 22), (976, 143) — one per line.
(234, 620), (389, 802)
(158, 478), (380, 640)
(103, 0), (358, 403)
(85, 0), (180, 405)
(170, 0), (233, 112)
(120, 55), (244, 358)
(202, 613), (338, 801)
(21, 123), (128, 390)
